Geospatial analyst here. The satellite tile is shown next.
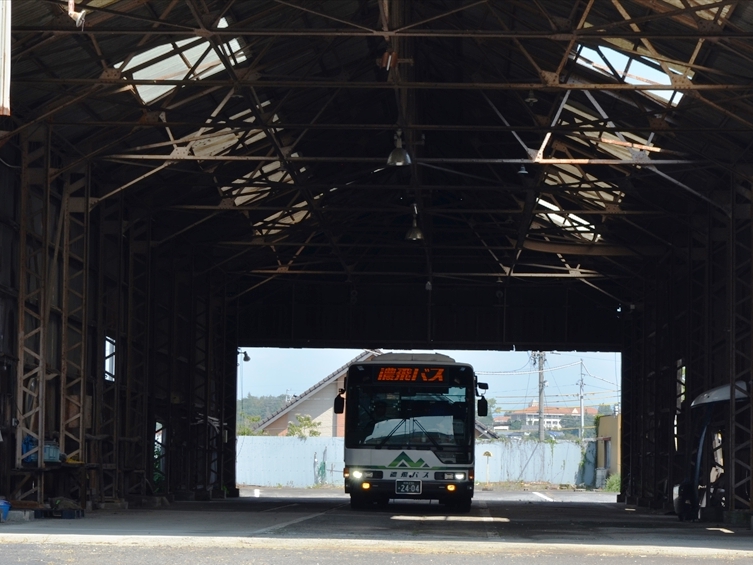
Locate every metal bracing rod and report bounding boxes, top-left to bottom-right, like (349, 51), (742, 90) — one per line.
(395, 0), (487, 33)
(155, 213), (224, 246)
(43, 120), (753, 134)
(481, 91), (535, 158)
(609, 0), (753, 136)
(586, 0), (738, 34)
(274, 0), (376, 32)
(486, 3), (546, 79)
(171, 204), (661, 215)
(0, 86), (106, 143)
(534, 91), (572, 162)
(92, 162), (172, 208)
(211, 240), (656, 257)
(284, 88), (342, 156)
(554, 0), (595, 78)
(579, 90), (730, 215)
(236, 268), (605, 279)
(611, 0), (687, 81)
(18, 26), (752, 41)
(40, 0), (198, 30)
(16, 77), (753, 91)
(206, 40), (361, 286)
(91, 84), (240, 210)
(170, 181), (653, 194)
(101, 153), (700, 165)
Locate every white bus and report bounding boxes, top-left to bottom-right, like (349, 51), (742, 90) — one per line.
(334, 353), (488, 511)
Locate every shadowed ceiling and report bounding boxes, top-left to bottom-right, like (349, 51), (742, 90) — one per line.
(6, 0), (752, 349)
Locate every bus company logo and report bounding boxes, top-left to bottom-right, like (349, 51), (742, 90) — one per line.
(388, 452), (429, 468)
(377, 367), (444, 382)
(389, 471), (430, 479)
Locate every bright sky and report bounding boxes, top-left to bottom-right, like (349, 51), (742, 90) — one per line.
(237, 348), (621, 412)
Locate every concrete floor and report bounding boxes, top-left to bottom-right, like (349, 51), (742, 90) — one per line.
(0, 487), (751, 558)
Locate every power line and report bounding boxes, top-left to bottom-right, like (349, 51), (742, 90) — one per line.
(477, 360), (581, 375)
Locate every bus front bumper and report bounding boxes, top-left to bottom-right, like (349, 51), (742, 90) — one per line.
(345, 477), (474, 501)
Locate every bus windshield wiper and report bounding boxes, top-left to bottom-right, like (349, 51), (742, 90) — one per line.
(413, 419), (443, 451)
(377, 419), (407, 449)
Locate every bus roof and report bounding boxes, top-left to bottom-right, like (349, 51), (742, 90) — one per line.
(364, 352), (458, 364)
(691, 381), (749, 408)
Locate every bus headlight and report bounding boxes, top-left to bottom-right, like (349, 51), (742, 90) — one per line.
(352, 470), (363, 479)
(440, 472), (466, 480)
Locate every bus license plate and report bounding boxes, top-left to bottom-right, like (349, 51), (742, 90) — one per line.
(395, 480), (421, 494)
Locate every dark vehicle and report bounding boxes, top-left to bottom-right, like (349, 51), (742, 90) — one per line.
(673, 381), (750, 521)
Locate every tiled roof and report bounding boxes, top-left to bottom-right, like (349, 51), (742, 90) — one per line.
(255, 349), (380, 430)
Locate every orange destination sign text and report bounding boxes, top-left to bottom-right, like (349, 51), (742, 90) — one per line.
(376, 367), (445, 383)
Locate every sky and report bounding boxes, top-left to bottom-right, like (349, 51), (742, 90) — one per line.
(237, 348), (621, 412)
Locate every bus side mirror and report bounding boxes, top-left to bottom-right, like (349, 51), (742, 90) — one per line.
(477, 397), (488, 417)
(334, 392), (345, 414)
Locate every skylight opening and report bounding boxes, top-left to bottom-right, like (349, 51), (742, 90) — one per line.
(537, 198), (600, 243)
(254, 198), (314, 236)
(576, 45), (689, 106)
(192, 103), (275, 158)
(117, 17), (247, 104)
(548, 168), (622, 202)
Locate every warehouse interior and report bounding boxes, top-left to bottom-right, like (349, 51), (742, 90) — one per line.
(0, 0), (751, 520)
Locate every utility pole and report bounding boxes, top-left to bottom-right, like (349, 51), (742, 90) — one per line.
(536, 351), (546, 441)
(579, 360), (585, 441)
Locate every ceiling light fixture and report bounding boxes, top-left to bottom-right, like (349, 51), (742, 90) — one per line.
(405, 203), (424, 241)
(387, 129), (411, 167)
(525, 90), (538, 105)
(68, 0), (87, 27)
(518, 165), (528, 175)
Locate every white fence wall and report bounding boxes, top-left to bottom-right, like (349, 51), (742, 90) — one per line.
(237, 436), (594, 488)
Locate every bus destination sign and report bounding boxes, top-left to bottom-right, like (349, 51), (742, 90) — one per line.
(376, 367), (445, 383)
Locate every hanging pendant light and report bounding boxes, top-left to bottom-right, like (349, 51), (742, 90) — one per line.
(387, 129), (412, 167)
(405, 203), (423, 241)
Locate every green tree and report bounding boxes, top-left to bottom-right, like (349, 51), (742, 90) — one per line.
(509, 419), (522, 431)
(559, 415), (596, 439)
(236, 394), (287, 431)
(287, 414), (321, 438)
(237, 414), (265, 436)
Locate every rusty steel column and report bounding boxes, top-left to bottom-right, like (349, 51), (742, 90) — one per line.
(123, 217), (152, 498)
(13, 125), (50, 504)
(91, 194), (126, 504)
(730, 171), (752, 513)
(59, 164), (90, 507)
(219, 273), (239, 497)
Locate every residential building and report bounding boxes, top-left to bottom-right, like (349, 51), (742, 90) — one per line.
(507, 401), (598, 430)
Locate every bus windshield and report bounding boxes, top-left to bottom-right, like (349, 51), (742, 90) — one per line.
(345, 384), (471, 450)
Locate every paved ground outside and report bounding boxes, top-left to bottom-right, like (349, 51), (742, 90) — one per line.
(0, 486), (750, 564)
